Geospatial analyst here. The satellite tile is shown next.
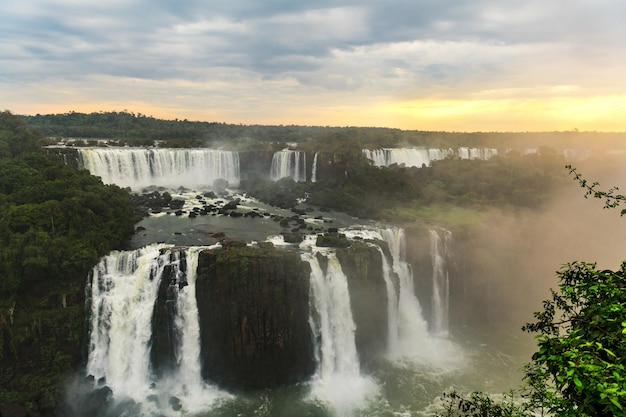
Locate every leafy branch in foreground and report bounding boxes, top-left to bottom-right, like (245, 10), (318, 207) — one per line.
(521, 261), (626, 416)
(566, 164), (626, 215)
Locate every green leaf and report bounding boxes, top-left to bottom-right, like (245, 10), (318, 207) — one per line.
(609, 397), (623, 410)
(573, 377), (583, 389)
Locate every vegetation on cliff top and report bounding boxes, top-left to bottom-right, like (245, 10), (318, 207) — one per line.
(0, 111), (138, 300)
(243, 145), (570, 225)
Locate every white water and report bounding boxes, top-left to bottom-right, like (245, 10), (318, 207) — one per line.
(77, 148), (240, 190)
(430, 229), (451, 336)
(363, 147), (497, 168)
(85, 244), (227, 416)
(311, 152), (318, 182)
(302, 251), (379, 416)
(270, 150), (306, 181)
(380, 228), (463, 369)
(378, 246), (399, 355)
(82, 227), (469, 416)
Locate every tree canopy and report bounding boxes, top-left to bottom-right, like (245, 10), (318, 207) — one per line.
(0, 111), (137, 300)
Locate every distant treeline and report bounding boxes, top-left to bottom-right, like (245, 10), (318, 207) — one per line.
(21, 111), (626, 152)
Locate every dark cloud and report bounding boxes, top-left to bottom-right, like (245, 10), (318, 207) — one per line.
(3, 0), (626, 82)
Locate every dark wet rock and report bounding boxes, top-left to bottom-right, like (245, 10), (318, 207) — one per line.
(196, 245), (314, 391)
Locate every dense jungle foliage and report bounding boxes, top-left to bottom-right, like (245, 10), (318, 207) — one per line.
(0, 111), (137, 299)
(22, 110), (626, 151)
(0, 111), (137, 415)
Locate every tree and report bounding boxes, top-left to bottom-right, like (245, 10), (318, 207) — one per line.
(567, 164), (626, 216)
(521, 262), (626, 416)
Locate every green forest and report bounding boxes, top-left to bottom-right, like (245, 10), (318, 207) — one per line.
(0, 112), (137, 414)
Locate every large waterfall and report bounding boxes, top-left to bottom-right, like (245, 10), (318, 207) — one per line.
(363, 147), (498, 168)
(85, 244), (227, 415)
(77, 148), (240, 190)
(302, 251), (379, 414)
(380, 228), (432, 360)
(81, 227), (464, 416)
(270, 150), (307, 181)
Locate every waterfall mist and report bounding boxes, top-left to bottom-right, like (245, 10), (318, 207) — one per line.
(439, 187), (626, 331)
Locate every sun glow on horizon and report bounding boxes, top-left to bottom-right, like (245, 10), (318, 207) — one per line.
(9, 94), (626, 133)
(383, 94), (626, 132)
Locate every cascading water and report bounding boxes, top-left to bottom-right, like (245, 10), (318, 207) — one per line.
(457, 147), (498, 160)
(85, 244), (227, 416)
(311, 152), (318, 183)
(77, 148), (240, 190)
(302, 251), (378, 415)
(270, 150), (306, 181)
(378, 246), (399, 355)
(380, 228), (430, 359)
(362, 147), (497, 168)
(378, 227), (463, 369)
(430, 229), (451, 336)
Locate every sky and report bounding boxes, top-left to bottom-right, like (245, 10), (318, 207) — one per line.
(2, 0), (626, 132)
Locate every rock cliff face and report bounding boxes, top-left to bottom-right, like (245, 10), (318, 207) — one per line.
(192, 240), (392, 391)
(335, 242), (388, 366)
(195, 244), (315, 391)
(151, 257), (186, 377)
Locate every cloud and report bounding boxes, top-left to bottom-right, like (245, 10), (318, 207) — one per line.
(2, 0), (626, 130)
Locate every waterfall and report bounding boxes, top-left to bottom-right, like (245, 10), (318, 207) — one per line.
(85, 244), (226, 415)
(311, 152), (318, 183)
(362, 147), (497, 168)
(302, 251), (378, 415)
(77, 148), (240, 190)
(270, 150), (307, 182)
(378, 227), (463, 369)
(429, 229), (451, 336)
(376, 246), (399, 354)
(381, 228), (430, 359)
(362, 149), (388, 167)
